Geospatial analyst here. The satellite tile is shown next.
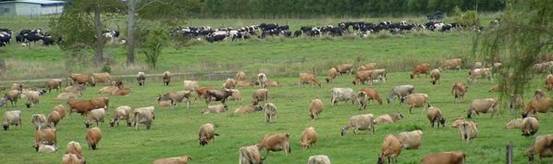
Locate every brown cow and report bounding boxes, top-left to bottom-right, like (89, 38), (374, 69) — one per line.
(299, 73), (321, 87)
(410, 63), (431, 79)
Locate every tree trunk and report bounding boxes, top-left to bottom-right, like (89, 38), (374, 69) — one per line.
(94, 3), (104, 66)
(126, 0), (137, 66)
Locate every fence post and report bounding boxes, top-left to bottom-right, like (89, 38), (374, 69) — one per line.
(506, 142), (513, 164)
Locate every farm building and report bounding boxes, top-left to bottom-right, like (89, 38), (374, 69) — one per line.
(0, 0), (65, 16)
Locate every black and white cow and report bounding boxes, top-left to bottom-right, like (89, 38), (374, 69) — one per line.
(0, 28), (12, 47)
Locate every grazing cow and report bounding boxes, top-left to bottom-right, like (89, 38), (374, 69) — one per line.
(356, 91), (369, 110)
(451, 82), (468, 103)
(405, 93), (429, 114)
(521, 116), (539, 137)
(4, 89), (21, 107)
(52, 104), (66, 119)
(22, 89), (43, 108)
(527, 134), (553, 162)
(66, 98), (95, 115)
(387, 85), (415, 104)
(85, 127), (102, 150)
(153, 156), (192, 164)
(63, 141), (85, 164)
(374, 113), (404, 124)
(158, 90), (192, 108)
(2, 110), (22, 130)
(371, 69), (387, 82)
(34, 128), (56, 151)
(467, 98), (497, 118)
(360, 87), (383, 105)
(421, 151), (465, 164)
(430, 69), (441, 85)
(198, 123), (219, 146)
(309, 98), (324, 120)
(440, 58), (462, 70)
(299, 72), (321, 87)
(334, 64), (354, 75)
(84, 108), (106, 128)
(341, 114), (375, 136)
(47, 111), (62, 128)
(257, 73), (268, 88)
(426, 106), (446, 128)
(523, 92), (553, 117)
(70, 74), (96, 86)
(239, 144), (262, 164)
(32, 114), (48, 130)
(455, 119), (478, 143)
(397, 130), (423, 149)
(252, 89), (269, 105)
(352, 70), (373, 85)
(110, 106), (132, 127)
(257, 133), (291, 157)
(263, 103), (277, 123)
(46, 79), (63, 92)
(92, 72), (111, 84)
(325, 68), (338, 83)
(162, 71), (171, 86)
(410, 63), (431, 79)
(308, 155), (331, 164)
(137, 72), (146, 86)
(330, 88), (355, 105)
(132, 106), (155, 130)
(205, 89), (233, 105)
(195, 87), (211, 100)
(377, 135), (402, 164)
(467, 68), (492, 83)
(300, 127), (318, 149)
(62, 151), (84, 164)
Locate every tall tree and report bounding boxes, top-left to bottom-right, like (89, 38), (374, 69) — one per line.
(478, 0), (552, 100)
(51, 0), (124, 66)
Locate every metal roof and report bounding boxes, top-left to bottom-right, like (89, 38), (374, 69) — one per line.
(0, 0), (65, 6)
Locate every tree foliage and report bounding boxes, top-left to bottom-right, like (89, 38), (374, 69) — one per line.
(140, 22), (169, 69)
(478, 0), (553, 98)
(174, 0), (504, 18)
(50, 0), (125, 66)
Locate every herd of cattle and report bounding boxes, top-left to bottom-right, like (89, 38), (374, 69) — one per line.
(0, 28), (120, 47)
(173, 21), (468, 42)
(0, 20), (470, 47)
(4, 56), (553, 163)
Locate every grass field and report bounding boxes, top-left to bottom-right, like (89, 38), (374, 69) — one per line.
(0, 31), (475, 81)
(0, 70), (551, 164)
(0, 16), (490, 81)
(2, 15), (552, 164)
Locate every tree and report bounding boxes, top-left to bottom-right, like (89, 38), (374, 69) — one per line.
(478, 0), (552, 102)
(125, 0), (187, 66)
(141, 23), (169, 69)
(50, 0), (124, 66)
